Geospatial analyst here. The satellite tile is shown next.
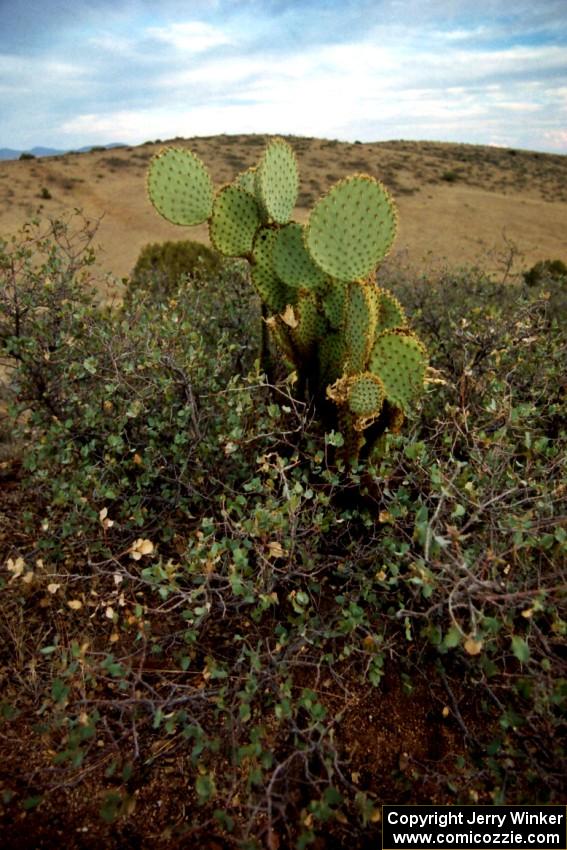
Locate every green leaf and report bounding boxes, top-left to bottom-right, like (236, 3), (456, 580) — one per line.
(51, 678), (69, 703)
(511, 635), (530, 663)
(22, 795), (43, 810)
(442, 625), (461, 649)
(195, 772), (216, 803)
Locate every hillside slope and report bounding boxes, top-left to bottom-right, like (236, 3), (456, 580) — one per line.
(1, 134), (566, 293)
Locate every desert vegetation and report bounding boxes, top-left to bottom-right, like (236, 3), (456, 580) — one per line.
(0, 134), (565, 849)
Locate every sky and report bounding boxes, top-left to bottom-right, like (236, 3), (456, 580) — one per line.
(1, 0), (567, 153)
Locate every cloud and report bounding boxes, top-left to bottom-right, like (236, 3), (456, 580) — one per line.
(1, 0), (567, 152)
(146, 21), (232, 53)
(543, 129), (567, 150)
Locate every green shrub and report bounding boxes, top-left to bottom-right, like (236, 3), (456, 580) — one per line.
(2, 226), (261, 551)
(1, 219), (565, 844)
(127, 239), (224, 301)
(18, 151), (35, 160)
(523, 258), (567, 287)
(1, 215), (96, 366)
(39, 186), (51, 200)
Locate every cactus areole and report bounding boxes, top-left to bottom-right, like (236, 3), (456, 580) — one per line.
(146, 138), (428, 464)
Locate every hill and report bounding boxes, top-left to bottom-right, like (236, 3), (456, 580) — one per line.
(0, 134), (566, 294)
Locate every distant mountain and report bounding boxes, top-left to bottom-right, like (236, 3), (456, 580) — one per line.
(0, 143), (126, 161)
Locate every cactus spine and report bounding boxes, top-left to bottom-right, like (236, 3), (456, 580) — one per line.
(146, 138), (427, 464)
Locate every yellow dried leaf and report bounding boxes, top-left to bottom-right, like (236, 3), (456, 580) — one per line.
(68, 599), (83, 611)
(47, 583), (61, 594)
(6, 557), (25, 579)
(424, 366), (449, 386)
(280, 304), (298, 328)
(129, 538), (154, 559)
(464, 637), (483, 656)
(268, 541), (287, 559)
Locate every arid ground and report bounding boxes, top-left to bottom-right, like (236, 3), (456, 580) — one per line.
(1, 135), (566, 295)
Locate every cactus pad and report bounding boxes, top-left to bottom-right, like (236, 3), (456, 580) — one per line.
(327, 372), (385, 431)
(256, 138), (299, 224)
(348, 373), (385, 419)
(321, 279), (347, 329)
(234, 166), (258, 198)
(251, 228), (294, 313)
(318, 331), (347, 387)
(272, 223), (328, 290)
(290, 290), (328, 355)
(345, 281), (378, 374)
(305, 175), (397, 281)
(375, 288), (407, 333)
(369, 330), (427, 411)
(147, 147), (214, 226)
(209, 185), (261, 257)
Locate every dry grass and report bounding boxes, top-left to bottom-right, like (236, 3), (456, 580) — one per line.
(0, 134), (566, 291)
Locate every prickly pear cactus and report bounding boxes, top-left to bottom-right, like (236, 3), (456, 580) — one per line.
(147, 148), (213, 225)
(305, 175), (397, 282)
(146, 137), (427, 464)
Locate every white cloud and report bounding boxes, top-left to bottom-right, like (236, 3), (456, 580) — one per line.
(146, 21), (231, 53)
(3, 4), (567, 153)
(543, 129), (567, 150)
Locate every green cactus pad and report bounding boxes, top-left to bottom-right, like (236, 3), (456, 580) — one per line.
(321, 279), (347, 329)
(290, 290), (327, 355)
(272, 223), (328, 290)
(251, 228), (295, 313)
(147, 147), (214, 226)
(345, 281), (378, 374)
(209, 185), (261, 257)
(234, 166), (258, 197)
(305, 175), (397, 282)
(369, 330), (427, 412)
(327, 372), (385, 432)
(256, 138), (299, 224)
(375, 287), (407, 333)
(319, 331), (347, 387)
(348, 373), (385, 419)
